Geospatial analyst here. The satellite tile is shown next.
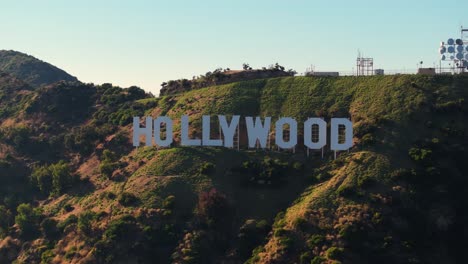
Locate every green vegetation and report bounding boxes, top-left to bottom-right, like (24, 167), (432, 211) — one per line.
(99, 150), (120, 179)
(160, 63), (295, 96)
(31, 161), (74, 197)
(15, 203), (41, 237)
(78, 211), (97, 235)
(40, 217), (59, 240)
(118, 192), (139, 206)
(237, 156), (291, 186)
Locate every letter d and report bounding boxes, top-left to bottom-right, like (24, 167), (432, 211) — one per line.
(330, 118), (353, 151)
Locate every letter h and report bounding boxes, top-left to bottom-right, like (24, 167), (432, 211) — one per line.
(133, 117), (153, 147)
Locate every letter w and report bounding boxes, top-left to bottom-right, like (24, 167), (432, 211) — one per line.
(245, 117), (271, 148)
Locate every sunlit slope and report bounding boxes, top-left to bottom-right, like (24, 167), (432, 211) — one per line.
(139, 75), (468, 263)
(143, 75), (467, 149)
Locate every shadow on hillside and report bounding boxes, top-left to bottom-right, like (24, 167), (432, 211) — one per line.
(68, 178), (96, 197)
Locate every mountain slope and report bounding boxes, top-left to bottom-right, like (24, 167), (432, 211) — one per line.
(0, 71), (467, 263)
(0, 50), (78, 87)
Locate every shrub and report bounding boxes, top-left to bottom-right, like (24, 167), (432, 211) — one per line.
(100, 161), (117, 179)
(326, 247), (344, 260)
(237, 219), (271, 258)
(63, 204), (74, 212)
(118, 192), (139, 206)
(101, 150), (117, 162)
(64, 125), (100, 155)
(4, 126), (31, 148)
(162, 195), (176, 209)
(78, 211), (96, 235)
(336, 184), (356, 197)
(102, 191), (116, 200)
(104, 215), (137, 242)
(307, 234), (325, 248)
(338, 224), (366, 243)
(15, 203), (41, 237)
(292, 162), (303, 171)
(311, 256), (326, 264)
(357, 174), (374, 188)
(238, 157), (290, 186)
(41, 218), (59, 240)
(41, 249), (55, 264)
(292, 217), (307, 231)
(274, 228), (287, 237)
(299, 252), (312, 264)
(199, 162), (215, 175)
(361, 133), (375, 146)
(112, 131), (128, 145)
(172, 230), (211, 264)
(58, 214), (78, 232)
(314, 171), (331, 182)
(197, 188), (232, 230)
(278, 234), (294, 249)
(408, 147), (432, 163)
(64, 247), (77, 260)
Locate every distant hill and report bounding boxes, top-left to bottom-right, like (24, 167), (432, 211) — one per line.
(0, 50), (78, 87)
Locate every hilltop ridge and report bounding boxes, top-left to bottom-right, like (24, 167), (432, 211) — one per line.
(0, 50), (78, 87)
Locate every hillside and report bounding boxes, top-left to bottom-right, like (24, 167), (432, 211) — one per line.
(0, 50), (78, 87)
(0, 69), (467, 264)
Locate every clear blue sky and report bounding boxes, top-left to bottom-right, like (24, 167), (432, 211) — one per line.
(1, 0), (467, 94)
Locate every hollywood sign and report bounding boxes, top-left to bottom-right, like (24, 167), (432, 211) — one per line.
(133, 115), (353, 151)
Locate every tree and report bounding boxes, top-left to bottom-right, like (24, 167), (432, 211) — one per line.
(126, 86), (146, 100)
(78, 211), (96, 235)
(287, 69), (297, 76)
(50, 161), (72, 196)
(100, 161), (116, 179)
(32, 161), (73, 197)
(272, 63), (285, 71)
(197, 188), (232, 230)
(31, 166), (52, 195)
(242, 63), (252, 71)
(15, 203), (41, 236)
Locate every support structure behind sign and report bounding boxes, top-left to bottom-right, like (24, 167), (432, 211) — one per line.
(356, 51), (374, 76)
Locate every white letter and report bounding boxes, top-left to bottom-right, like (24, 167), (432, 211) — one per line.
(331, 118), (353, 151)
(154, 116), (173, 147)
(246, 117), (271, 148)
(181, 115), (201, 146)
(275, 117), (297, 149)
(219, 115), (240, 148)
(202, 115), (223, 146)
(133, 116), (152, 147)
(304, 118), (326, 149)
